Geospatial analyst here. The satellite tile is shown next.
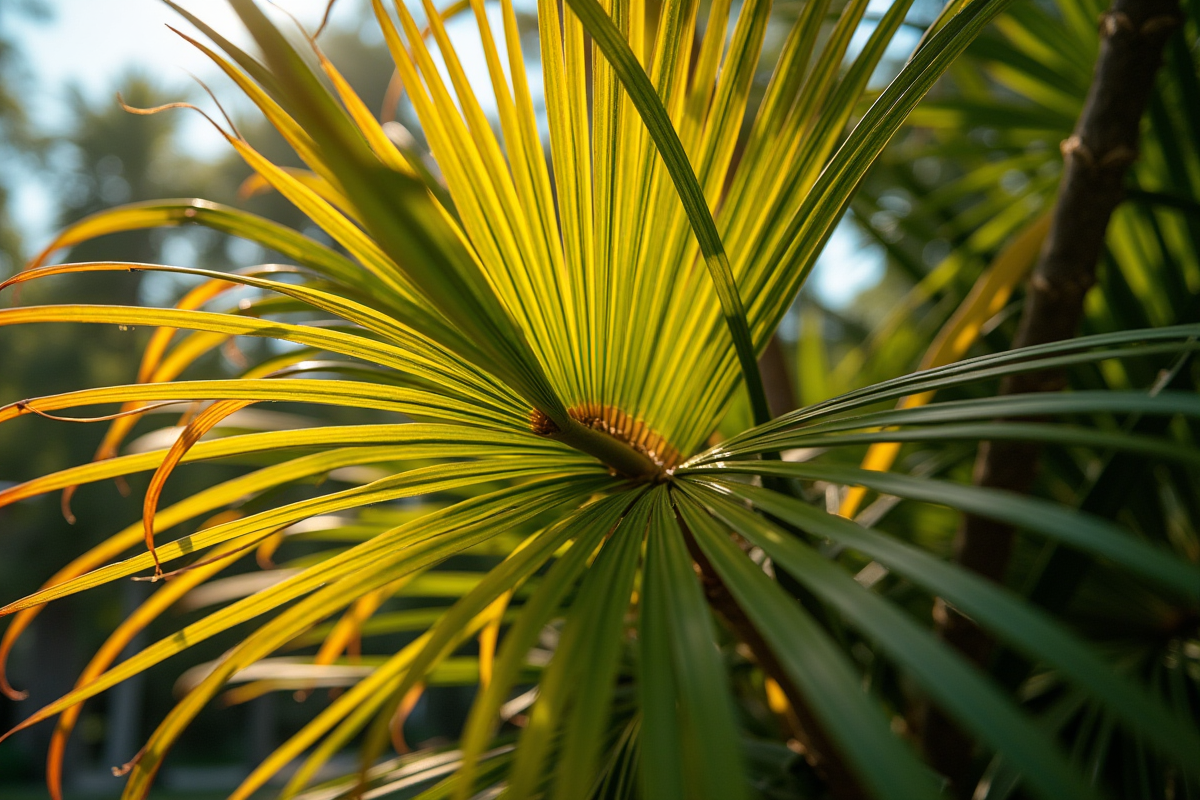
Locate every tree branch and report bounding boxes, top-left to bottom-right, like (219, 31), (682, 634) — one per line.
(920, 0), (1183, 790)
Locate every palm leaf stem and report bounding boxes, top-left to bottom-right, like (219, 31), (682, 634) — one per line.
(544, 417), (665, 479)
(672, 499), (866, 800)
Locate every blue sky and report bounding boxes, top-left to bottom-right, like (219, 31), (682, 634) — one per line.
(8, 1), (371, 241)
(7, 0), (513, 231)
(15, 1), (366, 110)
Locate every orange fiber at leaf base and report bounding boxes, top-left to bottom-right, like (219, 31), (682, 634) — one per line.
(532, 404), (683, 471)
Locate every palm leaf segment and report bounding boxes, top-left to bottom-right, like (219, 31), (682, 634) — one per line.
(1, 0), (1198, 798)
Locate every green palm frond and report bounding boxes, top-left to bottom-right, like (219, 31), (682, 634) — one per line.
(1, 0), (1197, 799)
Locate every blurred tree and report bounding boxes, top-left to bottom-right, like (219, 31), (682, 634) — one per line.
(0, 11), (402, 788)
(0, 0), (54, 783)
(0, 0), (47, 272)
(0, 73), (224, 786)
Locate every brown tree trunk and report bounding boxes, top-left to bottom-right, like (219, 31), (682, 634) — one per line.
(920, 0), (1183, 791)
(760, 333), (798, 418)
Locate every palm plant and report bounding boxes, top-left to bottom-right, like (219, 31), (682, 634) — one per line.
(0, 0), (1197, 798)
